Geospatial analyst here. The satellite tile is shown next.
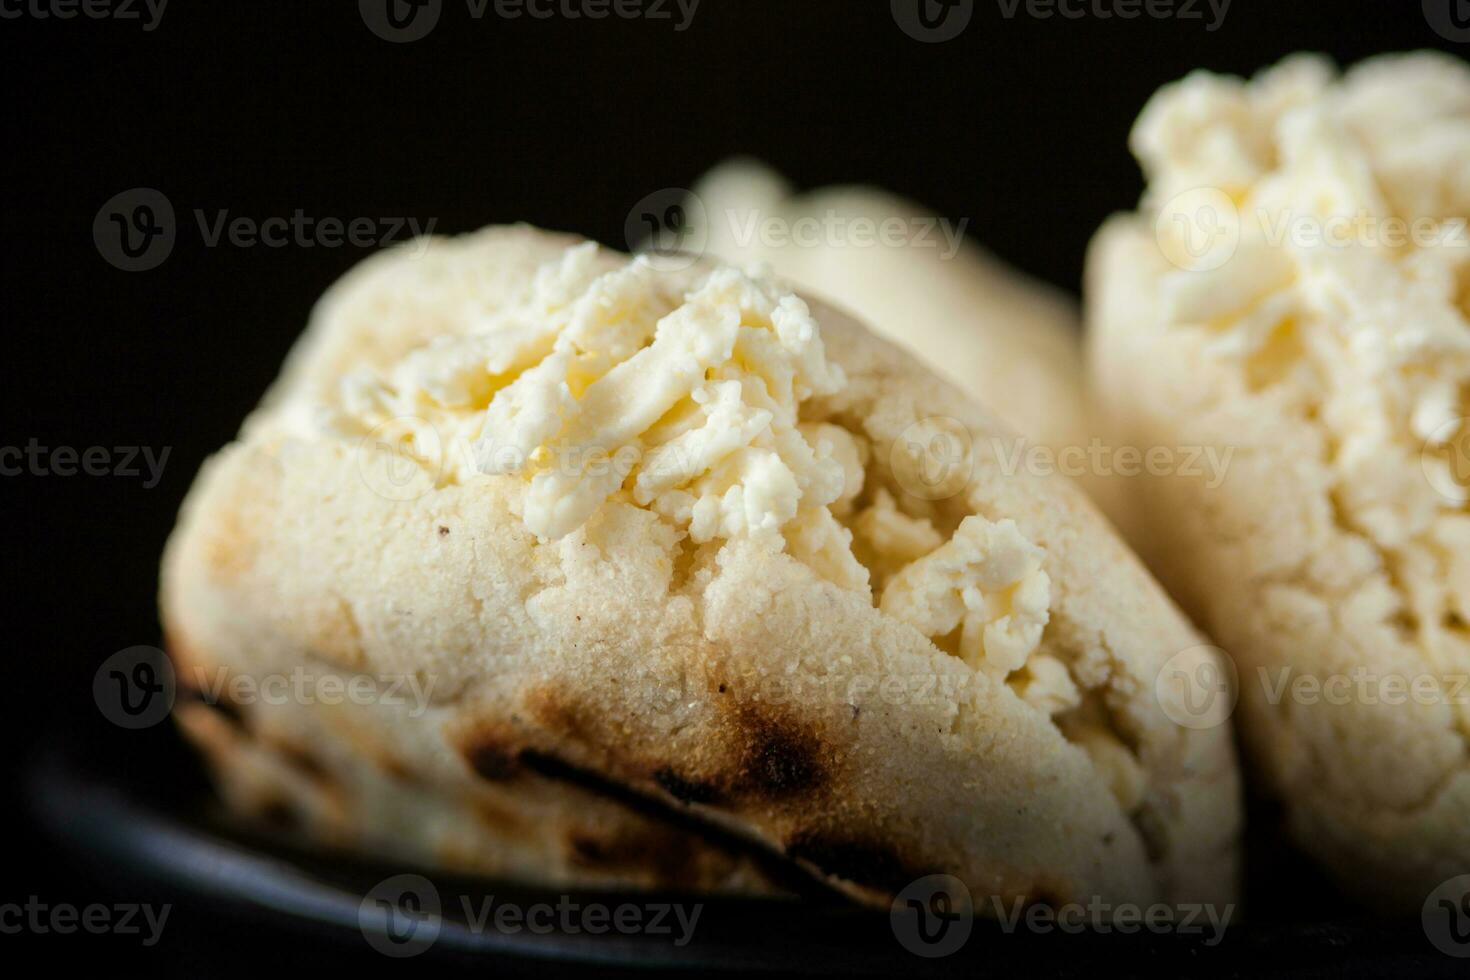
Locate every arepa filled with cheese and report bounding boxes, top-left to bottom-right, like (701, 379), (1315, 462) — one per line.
(163, 225), (1240, 910)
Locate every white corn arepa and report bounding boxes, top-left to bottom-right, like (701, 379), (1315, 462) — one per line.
(163, 224), (1239, 909)
(1087, 53), (1470, 908)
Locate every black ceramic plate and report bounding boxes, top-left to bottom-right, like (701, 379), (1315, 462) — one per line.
(28, 716), (1457, 978)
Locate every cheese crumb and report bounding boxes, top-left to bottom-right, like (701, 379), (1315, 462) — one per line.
(326, 242), (865, 589)
(879, 516), (1051, 678)
(1138, 52), (1470, 550)
(321, 239), (1061, 691)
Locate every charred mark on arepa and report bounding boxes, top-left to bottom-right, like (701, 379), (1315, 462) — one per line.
(568, 833), (620, 866)
(512, 749), (848, 899)
(271, 739), (330, 782)
(257, 797), (300, 831)
(462, 740), (523, 781)
(653, 767), (722, 805)
(527, 685), (828, 799)
(470, 795), (526, 834)
(178, 687), (248, 728)
(728, 703), (828, 798)
(523, 683), (595, 743)
(783, 829), (920, 894)
(456, 722), (531, 781)
(374, 753), (415, 782)
(166, 637), (248, 726)
(567, 827), (704, 885)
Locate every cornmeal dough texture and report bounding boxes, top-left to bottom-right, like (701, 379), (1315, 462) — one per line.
(1087, 52), (1470, 909)
(163, 225), (1239, 910)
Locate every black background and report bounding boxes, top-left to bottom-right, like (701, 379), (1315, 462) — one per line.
(2, 1), (1466, 974)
